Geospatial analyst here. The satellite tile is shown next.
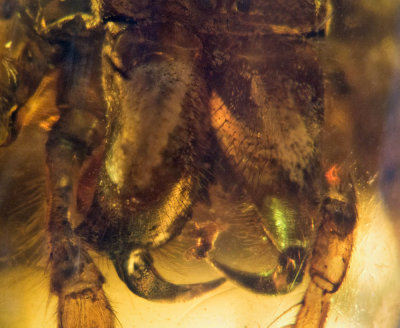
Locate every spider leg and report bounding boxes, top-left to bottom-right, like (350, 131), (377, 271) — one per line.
(46, 38), (113, 327)
(47, 111), (113, 328)
(295, 183), (357, 327)
(113, 248), (225, 301)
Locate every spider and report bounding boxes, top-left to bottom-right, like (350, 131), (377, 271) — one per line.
(0, 0), (357, 327)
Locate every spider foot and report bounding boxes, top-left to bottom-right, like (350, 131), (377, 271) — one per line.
(49, 239), (115, 328)
(59, 286), (114, 328)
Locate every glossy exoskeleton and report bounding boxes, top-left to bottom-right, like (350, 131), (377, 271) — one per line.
(1, 0), (357, 327)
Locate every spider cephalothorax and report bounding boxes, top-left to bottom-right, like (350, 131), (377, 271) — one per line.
(1, 1), (357, 327)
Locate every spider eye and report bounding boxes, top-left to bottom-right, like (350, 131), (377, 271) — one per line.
(304, 29), (326, 39)
(0, 0), (17, 19)
(237, 0), (251, 13)
(197, 0), (217, 11)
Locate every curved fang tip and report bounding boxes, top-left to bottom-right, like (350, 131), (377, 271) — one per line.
(113, 249), (225, 301)
(211, 246), (307, 294)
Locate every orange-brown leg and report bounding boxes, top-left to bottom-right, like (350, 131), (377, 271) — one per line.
(46, 104), (112, 328)
(295, 191), (357, 327)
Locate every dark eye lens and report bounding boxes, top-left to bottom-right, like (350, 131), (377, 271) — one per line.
(237, 0), (251, 12)
(197, 0), (217, 11)
(1, 0), (17, 19)
(305, 29), (326, 39)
